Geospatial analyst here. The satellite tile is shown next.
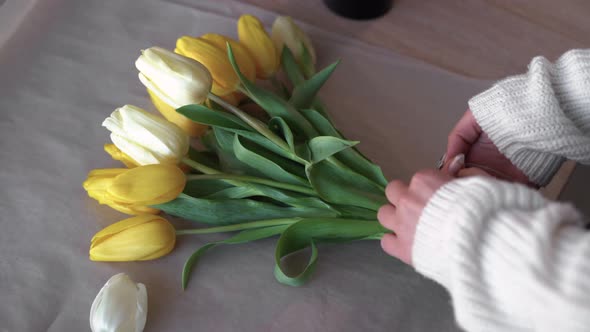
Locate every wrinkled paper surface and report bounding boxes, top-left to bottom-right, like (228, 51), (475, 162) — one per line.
(0, 1), (494, 331)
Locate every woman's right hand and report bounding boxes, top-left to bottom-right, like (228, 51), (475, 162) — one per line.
(444, 110), (534, 186)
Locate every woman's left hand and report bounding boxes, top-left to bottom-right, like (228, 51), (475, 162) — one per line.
(377, 170), (453, 265)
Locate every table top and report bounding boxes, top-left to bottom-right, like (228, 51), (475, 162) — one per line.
(243, 0), (590, 79)
(0, 1), (586, 331)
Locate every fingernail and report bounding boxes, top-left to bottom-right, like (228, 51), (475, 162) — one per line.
(436, 153), (446, 170)
(448, 154), (465, 175)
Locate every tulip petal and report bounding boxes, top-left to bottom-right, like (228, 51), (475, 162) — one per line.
(147, 89), (208, 137)
(91, 214), (160, 245)
(117, 106), (189, 161)
(111, 134), (162, 166)
(90, 216), (176, 261)
(136, 47), (212, 106)
(271, 16), (316, 64)
(104, 144), (139, 168)
(200, 33), (257, 83)
(135, 283), (148, 332)
(90, 273), (147, 332)
(107, 164), (185, 205)
(175, 36), (238, 96)
(103, 105), (190, 166)
(237, 14), (279, 79)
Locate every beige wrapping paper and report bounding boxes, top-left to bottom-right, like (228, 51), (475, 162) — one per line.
(0, 0), (500, 330)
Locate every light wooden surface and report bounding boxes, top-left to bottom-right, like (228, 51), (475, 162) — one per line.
(242, 0), (589, 79)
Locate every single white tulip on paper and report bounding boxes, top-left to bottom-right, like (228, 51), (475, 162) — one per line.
(102, 104), (190, 166)
(90, 273), (148, 332)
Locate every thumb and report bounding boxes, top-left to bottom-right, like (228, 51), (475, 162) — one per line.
(444, 110), (481, 173)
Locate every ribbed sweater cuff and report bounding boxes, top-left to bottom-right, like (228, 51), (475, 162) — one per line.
(469, 86), (565, 186)
(412, 180), (466, 288)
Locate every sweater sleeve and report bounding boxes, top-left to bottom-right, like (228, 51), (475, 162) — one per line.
(469, 49), (590, 186)
(412, 177), (590, 332)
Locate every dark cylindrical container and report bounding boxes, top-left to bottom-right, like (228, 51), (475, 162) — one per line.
(323, 0), (393, 20)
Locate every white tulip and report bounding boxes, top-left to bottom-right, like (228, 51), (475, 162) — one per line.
(102, 105), (190, 165)
(136, 46), (212, 108)
(90, 273), (148, 332)
(271, 16), (316, 65)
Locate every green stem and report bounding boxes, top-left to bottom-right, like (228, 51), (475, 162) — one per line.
(176, 218), (300, 236)
(208, 92), (291, 152)
(182, 157), (220, 175)
(186, 173), (316, 196)
(326, 156), (386, 193)
(236, 85), (248, 95)
(362, 232), (391, 240)
(182, 157), (315, 196)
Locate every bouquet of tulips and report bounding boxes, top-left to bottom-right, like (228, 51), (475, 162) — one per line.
(84, 14), (390, 289)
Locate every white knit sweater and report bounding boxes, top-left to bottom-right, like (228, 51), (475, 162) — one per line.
(413, 49), (590, 332)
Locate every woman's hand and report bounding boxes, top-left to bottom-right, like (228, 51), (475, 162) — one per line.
(378, 170), (453, 265)
(444, 110), (532, 185)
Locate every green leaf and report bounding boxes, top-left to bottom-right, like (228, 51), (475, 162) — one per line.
(188, 147), (220, 169)
(302, 109), (388, 187)
(227, 44), (317, 138)
(177, 104), (251, 130)
(269, 117), (295, 151)
(289, 61), (339, 110)
(213, 128), (303, 178)
(233, 134), (308, 186)
(306, 160), (386, 211)
(155, 193), (336, 225)
(308, 136), (358, 163)
(183, 225), (289, 289)
(295, 143), (312, 162)
(221, 127), (300, 163)
(185, 176), (336, 212)
(203, 186), (259, 200)
(333, 205), (377, 220)
(244, 183), (335, 211)
(212, 128), (255, 175)
(281, 47), (305, 86)
(183, 179), (232, 197)
(274, 218), (386, 286)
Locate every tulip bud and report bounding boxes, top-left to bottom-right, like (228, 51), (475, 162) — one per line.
(271, 16), (316, 65)
(83, 165), (186, 215)
(136, 47), (212, 108)
(90, 273), (147, 332)
(90, 215), (176, 261)
(175, 36), (238, 96)
(104, 144), (138, 168)
(102, 105), (189, 166)
(200, 33), (257, 83)
(237, 14), (279, 79)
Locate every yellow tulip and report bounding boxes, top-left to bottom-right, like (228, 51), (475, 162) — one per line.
(147, 89), (208, 137)
(237, 14), (279, 79)
(90, 214), (176, 261)
(104, 144), (138, 168)
(200, 33), (257, 82)
(175, 36), (237, 96)
(83, 165), (185, 215)
(271, 16), (316, 65)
